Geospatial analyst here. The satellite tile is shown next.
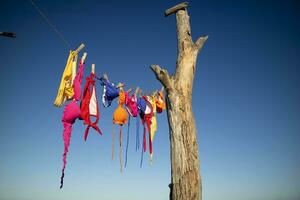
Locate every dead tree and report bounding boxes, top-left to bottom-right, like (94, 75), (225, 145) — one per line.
(150, 2), (208, 200)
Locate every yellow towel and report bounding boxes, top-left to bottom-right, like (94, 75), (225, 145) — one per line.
(54, 50), (78, 107)
(149, 95), (157, 142)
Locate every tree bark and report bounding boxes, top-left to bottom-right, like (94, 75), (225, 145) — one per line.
(150, 3), (208, 200)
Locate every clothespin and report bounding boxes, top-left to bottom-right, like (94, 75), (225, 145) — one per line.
(117, 82), (125, 91)
(139, 89), (142, 97)
(126, 88), (132, 93)
(135, 87), (140, 96)
(152, 90), (158, 96)
(102, 73), (109, 81)
(75, 43), (85, 54)
(71, 46), (85, 84)
(81, 52), (87, 63)
(160, 87), (164, 93)
(157, 87), (164, 97)
(92, 64), (95, 74)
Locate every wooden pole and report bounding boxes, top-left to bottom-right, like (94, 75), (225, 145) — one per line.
(164, 2), (188, 16)
(150, 2), (208, 200)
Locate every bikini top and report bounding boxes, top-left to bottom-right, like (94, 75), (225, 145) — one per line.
(99, 77), (119, 107)
(113, 90), (128, 125)
(137, 97), (146, 115)
(125, 92), (138, 117)
(80, 73), (102, 141)
(62, 59), (85, 123)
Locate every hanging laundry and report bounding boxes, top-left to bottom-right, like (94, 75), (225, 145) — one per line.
(137, 96), (146, 153)
(54, 44), (85, 107)
(137, 95), (153, 167)
(143, 96), (154, 161)
(149, 94), (157, 162)
(60, 54), (86, 189)
(134, 89), (142, 152)
(54, 50), (78, 107)
(137, 96), (147, 114)
(125, 91), (138, 117)
(80, 71), (102, 141)
(112, 86), (128, 174)
(124, 89), (138, 167)
(73, 57), (85, 101)
(60, 100), (80, 189)
(156, 89), (166, 113)
(98, 75), (119, 107)
(113, 90), (127, 125)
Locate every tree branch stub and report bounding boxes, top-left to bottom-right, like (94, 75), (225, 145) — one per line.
(150, 64), (173, 92)
(194, 35), (209, 52)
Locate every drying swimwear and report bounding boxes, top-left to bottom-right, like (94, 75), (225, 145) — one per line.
(156, 90), (166, 113)
(59, 57), (85, 189)
(54, 50), (78, 107)
(112, 90), (128, 174)
(99, 77), (119, 107)
(80, 73), (102, 141)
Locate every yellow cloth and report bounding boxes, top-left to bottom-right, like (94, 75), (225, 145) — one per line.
(54, 51), (78, 107)
(149, 95), (157, 142)
(156, 90), (166, 112)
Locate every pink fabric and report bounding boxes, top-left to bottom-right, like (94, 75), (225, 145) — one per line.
(60, 60), (84, 189)
(125, 92), (138, 117)
(62, 101), (81, 123)
(60, 121), (71, 188)
(141, 96), (153, 154)
(73, 60), (84, 101)
(60, 100), (81, 189)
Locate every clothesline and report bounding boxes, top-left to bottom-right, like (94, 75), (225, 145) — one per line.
(30, 0), (72, 49)
(54, 49), (166, 189)
(29, 0), (169, 187)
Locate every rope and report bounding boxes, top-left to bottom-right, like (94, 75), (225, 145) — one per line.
(140, 142), (144, 168)
(136, 117), (140, 151)
(125, 116), (130, 168)
(112, 125), (115, 160)
(140, 121), (146, 168)
(119, 126), (123, 174)
(29, 0), (71, 49)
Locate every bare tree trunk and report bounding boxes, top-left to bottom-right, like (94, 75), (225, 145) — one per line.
(150, 2), (208, 200)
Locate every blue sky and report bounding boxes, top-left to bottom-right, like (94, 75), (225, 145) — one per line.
(0, 0), (299, 200)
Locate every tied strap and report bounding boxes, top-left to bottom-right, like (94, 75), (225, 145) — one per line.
(140, 115), (147, 167)
(125, 116), (130, 168)
(84, 123), (102, 141)
(119, 126), (123, 174)
(136, 117), (140, 151)
(81, 73), (102, 141)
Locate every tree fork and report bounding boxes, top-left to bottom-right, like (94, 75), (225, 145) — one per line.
(150, 2), (208, 200)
